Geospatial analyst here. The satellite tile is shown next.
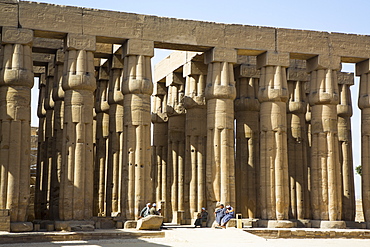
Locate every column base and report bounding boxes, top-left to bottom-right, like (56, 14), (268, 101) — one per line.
(267, 220), (297, 228)
(55, 220), (95, 231)
(10, 222), (33, 232)
(292, 219), (311, 228)
(320, 220), (346, 229)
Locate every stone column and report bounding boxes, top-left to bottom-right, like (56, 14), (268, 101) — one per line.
(51, 49), (64, 220)
(356, 59), (370, 227)
(107, 54), (124, 217)
(166, 72), (186, 223)
(234, 63), (260, 219)
(337, 72), (355, 222)
(205, 48), (236, 220)
(151, 81), (168, 220)
(183, 60), (207, 221)
(35, 74), (47, 220)
(122, 39), (153, 220)
(0, 27), (33, 228)
(308, 55), (344, 228)
(287, 61), (309, 221)
(94, 63), (110, 216)
(59, 34), (96, 220)
(257, 52), (291, 226)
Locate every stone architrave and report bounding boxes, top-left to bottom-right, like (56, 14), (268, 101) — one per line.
(94, 63), (110, 217)
(35, 74), (47, 220)
(51, 49), (64, 220)
(107, 54), (124, 217)
(287, 60), (309, 220)
(0, 27), (34, 223)
(337, 72), (355, 221)
(356, 59), (370, 225)
(257, 51), (290, 221)
(166, 72), (186, 223)
(205, 48), (237, 222)
(307, 55), (343, 224)
(59, 34), (96, 220)
(122, 39), (153, 220)
(183, 60), (207, 221)
(234, 62), (260, 219)
(151, 81), (168, 221)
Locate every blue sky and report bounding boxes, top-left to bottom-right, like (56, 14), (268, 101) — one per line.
(31, 0), (368, 197)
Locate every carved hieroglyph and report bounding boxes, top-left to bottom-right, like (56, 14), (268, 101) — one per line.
(0, 27), (33, 222)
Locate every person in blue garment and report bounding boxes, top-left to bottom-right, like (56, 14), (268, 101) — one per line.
(214, 203), (226, 227)
(220, 205), (235, 228)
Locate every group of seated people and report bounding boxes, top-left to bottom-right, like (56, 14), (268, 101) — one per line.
(214, 203), (235, 228)
(138, 203), (161, 219)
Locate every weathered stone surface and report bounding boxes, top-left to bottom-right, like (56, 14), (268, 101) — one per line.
(320, 220), (346, 229)
(136, 215), (163, 230)
(267, 220), (297, 228)
(55, 221), (95, 231)
(10, 222), (33, 232)
(124, 220), (137, 229)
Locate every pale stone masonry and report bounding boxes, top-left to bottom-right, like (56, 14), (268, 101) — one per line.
(0, 0), (367, 231)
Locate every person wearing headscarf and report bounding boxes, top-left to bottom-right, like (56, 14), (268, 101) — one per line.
(194, 207), (208, 227)
(149, 203), (159, 215)
(220, 205), (235, 228)
(139, 203), (152, 218)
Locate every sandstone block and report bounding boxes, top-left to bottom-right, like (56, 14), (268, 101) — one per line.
(123, 39), (154, 57)
(267, 220), (296, 228)
(205, 47), (237, 64)
(136, 215), (163, 230)
(306, 55), (341, 71)
(320, 220), (346, 229)
(226, 219), (236, 228)
(0, 2), (18, 27)
(1, 27), (33, 44)
(55, 221), (95, 231)
(257, 51), (290, 68)
(10, 222), (33, 232)
(66, 33), (96, 51)
(124, 220), (137, 229)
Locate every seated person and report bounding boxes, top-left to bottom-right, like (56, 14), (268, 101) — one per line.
(220, 205), (234, 228)
(194, 207), (208, 227)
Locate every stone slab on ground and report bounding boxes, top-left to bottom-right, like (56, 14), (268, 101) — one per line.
(55, 220), (95, 231)
(136, 215), (163, 230)
(10, 222), (33, 232)
(124, 220), (137, 229)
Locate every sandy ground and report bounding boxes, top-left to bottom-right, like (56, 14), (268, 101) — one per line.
(2, 227), (370, 247)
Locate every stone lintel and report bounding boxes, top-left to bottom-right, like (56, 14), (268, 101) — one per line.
(256, 51), (290, 69)
(306, 55), (341, 72)
(204, 47), (237, 64)
(183, 61), (207, 77)
(65, 33), (96, 51)
(338, 72), (354, 85)
(33, 66), (45, 77)
(111, 54), (124, 69)
(235, 64), (259, 78)
(287, 67), (309, 81)
(166, 72), (184, 87)
(355, 59), (370, 76)
(1, 27), (33, 45)
(122, 39), (154, 57)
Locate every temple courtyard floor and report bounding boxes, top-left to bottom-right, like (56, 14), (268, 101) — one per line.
(2, 224), (370, 247)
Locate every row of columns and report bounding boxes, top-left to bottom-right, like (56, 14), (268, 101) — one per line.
(0, 26), (365, 228)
